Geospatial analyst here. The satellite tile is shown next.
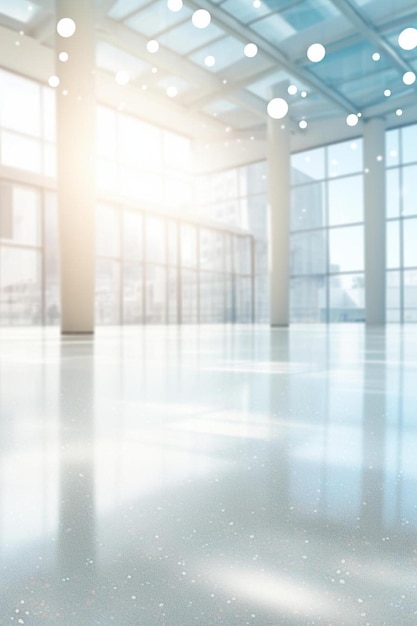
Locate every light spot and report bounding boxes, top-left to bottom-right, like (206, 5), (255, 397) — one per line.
(192, 9), (211, 28)
(57, 18), (76, 38)
(346, 113), (359, 127)
(398, 27), (417, 51)
(166, 85), (178, 97)
(48, 75), (60, 88)
(147, 39), (159, 53)
(244, 43), (258, 58)
(59, 51), (69, 62)
(115, 70), (130, 86)
(307, 43), (325, 62)
(267, 97), (288, 119)
(403, 71), (416, 85)
(167, 0), (183, 11)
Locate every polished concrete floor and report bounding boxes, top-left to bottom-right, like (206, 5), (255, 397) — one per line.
(0, 324), (416, 626)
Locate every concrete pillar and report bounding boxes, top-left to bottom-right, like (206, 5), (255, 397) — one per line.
(267, 118), (290, 326)
(56, 0), (96, 333)
(364, 118), (386, 325)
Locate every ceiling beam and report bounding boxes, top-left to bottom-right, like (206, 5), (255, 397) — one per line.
(99, 18), (269, 123)
(328, 0), (414, 75)
(183, 0), (358, 114)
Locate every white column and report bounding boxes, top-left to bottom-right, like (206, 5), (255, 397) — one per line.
(364, 118), (386, 325)
(56, 0), (96, 333)
(267, 118), (290, 326)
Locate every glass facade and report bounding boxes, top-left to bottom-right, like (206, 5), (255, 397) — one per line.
(290, 139), (365, 323)
(3, 65), (417, 328)
(196, 161), (267, 322)
(386, 124), (417, 322)
(95, 203), (254, 324)
(0, 68), (254, 326)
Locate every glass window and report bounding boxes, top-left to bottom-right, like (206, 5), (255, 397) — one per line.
(163, 131), (191, 171)
(200, 271), (224, 323)
(165, 176), (192, 208)
(119, 167), (162, 203)
(96, 106), (117, 158)
(386, 271), (400, 322)
(168, 221), (178, 266)
(145, 264), (166, 323)
(211, 169), (238, 202)
(387, 220), (400, 269)
(195, 175), (211, 206)
(223, 234), (232, 273)
(168, 268), (178, 323)
(0, 183), (41, 246)
(328, 139), (363, 178)
(213, 200), (240, 227)
(401, 124), (417, 164)
(95, 258), (120, 324)
(234, 236), (251, 275)
(290, 276), (326, 322)
(96, 158), (118, 194)
(328, 175), (363, 225)
(181, 269), (198, 323)
(42, 87), (56, 142)
(200, 229), (223, 271)
(291, 183), (325, 230)
(123, 261), (143, 323)
(402, 165), (417, 216)
(328, 273), (365, 322)
(386, 129), (399, 167)
(404, 270), (417, 321)
(244, 194), (267, 238)
(386, 168), (400, 218)
(181, 224), (197, 267)
(291, 147), (325, 184)
(123, 211), (143, 260)
(96, 204), (119, 257)
(0, 69), (41, 137)
(403, 218), (417, 267)
(329, 225), (364, 273)
(1, 131), (42, 173)
(290, 230), (327, 275)
(235, 275), (252, 322)
(44, 144), (57, 178)
(0, 248), (42, 326)
(44, 192), (60, 326)
(146, 216), (165, 264)
(239, 161), (267, 196)
(118, 115), (161, 169)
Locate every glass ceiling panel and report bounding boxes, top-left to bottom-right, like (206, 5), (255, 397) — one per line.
(307, 41), (390, 85)
(219, 0), (273, 24)
(156, 75), (191, 96)
(384, 27), (417, 62)
(188, 36), (245, 73)
(336, 68), (402, 108)
(246, 70), (292, 101)
(125, 0), (192, 37)
(108, 0), (151, 20)
(280, 0), (339, 31)
(0, 0), (41, 24)
(351, 0), (417, 21)
(249, 13), (296, 47)
(158, 20), (225, 55)
(96, 41), (151, 78)
(203, 99), (239, 115)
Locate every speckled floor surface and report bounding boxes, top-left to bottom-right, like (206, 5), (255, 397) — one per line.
(1, 324), (416, 626)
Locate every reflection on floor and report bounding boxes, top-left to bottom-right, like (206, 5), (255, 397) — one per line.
(1, 324), (416, 625)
